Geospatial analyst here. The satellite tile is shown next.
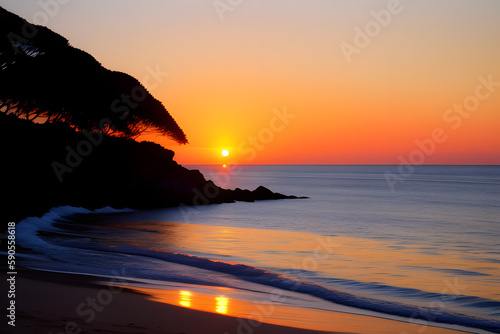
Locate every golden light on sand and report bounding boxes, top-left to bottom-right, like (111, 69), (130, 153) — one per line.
(178, 290), (229, 314)
(179, 290), (192, 308)
(215, 296), (229, 314)
(221, 149), (229, 157)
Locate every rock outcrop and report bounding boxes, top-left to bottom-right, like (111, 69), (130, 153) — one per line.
(0, 113), (305, 223)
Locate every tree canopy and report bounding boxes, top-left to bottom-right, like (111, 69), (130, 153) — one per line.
(0, 6), (187, 144)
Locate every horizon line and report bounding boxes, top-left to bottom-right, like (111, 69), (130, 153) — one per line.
(182, 163), (500, 166)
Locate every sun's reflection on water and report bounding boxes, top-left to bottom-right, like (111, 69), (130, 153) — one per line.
(120, 285), (465, 333)
(215, 296), (229, 314)
(177, 290), (229, 314)
(179, 290), (192, 307)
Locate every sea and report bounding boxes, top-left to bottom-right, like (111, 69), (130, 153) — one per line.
(15, 165), (500, 333)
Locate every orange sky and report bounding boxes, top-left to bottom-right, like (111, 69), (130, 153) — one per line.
(4, 0), (500, 164)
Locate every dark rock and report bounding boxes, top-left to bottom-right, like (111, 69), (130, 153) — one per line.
(0, 113), (306, 223)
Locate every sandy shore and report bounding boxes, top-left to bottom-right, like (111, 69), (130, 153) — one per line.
(1, 267), (473, 334)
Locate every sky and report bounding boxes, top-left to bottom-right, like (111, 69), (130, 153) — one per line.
(2, 0), (500, 165)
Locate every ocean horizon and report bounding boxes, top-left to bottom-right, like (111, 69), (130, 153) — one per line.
(3, 2), (500, 332)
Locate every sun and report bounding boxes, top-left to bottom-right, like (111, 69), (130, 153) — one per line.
(221, 149), (229, 157)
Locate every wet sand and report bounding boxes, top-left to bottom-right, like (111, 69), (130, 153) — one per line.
(1, 267), (473, 334)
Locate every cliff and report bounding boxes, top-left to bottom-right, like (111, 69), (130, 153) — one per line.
(0, 113), (304, 223)
(0, 6), (304, 224)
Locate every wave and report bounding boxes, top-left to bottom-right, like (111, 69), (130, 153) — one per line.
(15, 206), (133, 249)
(15, 206), (500, 334)
(311, 275), (500, 311)
(84, 244), (500, 333)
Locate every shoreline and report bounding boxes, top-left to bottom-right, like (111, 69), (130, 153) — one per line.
(3, 267), (342, 334)
(2, 266), (476, 334)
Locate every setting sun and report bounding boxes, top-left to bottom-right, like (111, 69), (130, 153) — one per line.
(3, 3), (500, 334)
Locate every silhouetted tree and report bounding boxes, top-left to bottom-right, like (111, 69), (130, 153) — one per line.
(0, 6), (187, 144)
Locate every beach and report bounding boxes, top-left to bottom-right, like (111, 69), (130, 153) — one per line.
(8, 165), (500, 334)
(2, 3), (499, 333)
(4, 267), (475, 334)
(7, 267), (330, 334)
